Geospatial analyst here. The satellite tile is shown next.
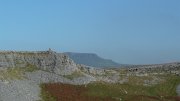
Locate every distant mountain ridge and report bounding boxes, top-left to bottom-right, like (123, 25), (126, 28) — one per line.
(64, 52), (122, 68)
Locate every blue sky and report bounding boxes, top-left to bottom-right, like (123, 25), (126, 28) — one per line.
(0, 0), (180, 64)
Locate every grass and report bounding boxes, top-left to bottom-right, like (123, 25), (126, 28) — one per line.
(0, 64), (38, 80)
(40, 74), (180, 101)
(39, 84), (57, 101)
(63, 71), (84, 80)
(40, 83), (116, 101)
(85, 75), (180, 101)
(25, 63), (39, 72)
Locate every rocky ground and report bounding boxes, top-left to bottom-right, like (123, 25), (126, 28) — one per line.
(0, 50), (180, 101)
(0, 69), (180, 101)
(0, 70), (97, 101)
(0, 50), (118, 101)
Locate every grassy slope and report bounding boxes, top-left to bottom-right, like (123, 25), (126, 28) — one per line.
(40, 74), (180, 101)
(85, 75), (180, 101)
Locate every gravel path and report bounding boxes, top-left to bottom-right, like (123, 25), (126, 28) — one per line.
(0, 80), (40, 101)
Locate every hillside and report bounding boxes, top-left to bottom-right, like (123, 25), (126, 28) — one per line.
(65, 52), (122, 68)
(0, 50), (120, 101)
(0, 50), (180, 101)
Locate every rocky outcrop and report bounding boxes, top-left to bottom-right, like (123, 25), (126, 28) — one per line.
(0, 50), (123, 85)
(0, 50), (79, 75)
(0, 50), (117, 101)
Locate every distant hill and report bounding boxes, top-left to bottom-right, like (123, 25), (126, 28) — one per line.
(64, 52), (122, 68)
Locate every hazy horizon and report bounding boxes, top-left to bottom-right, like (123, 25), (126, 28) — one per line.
(0, 0), (180, 64)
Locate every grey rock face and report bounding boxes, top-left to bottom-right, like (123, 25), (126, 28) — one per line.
(0, 51), (78, 75)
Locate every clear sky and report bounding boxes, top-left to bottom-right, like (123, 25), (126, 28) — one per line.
(0, 0), (180, 64)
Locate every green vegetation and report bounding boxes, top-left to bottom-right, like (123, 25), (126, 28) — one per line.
(63, 71), (84, 80)
(85, 75), (180, 101)
(40, 83), (116, 101)
(40, 74), (180, 101)
(39, 84), (57, 101)
(0, 67), (24, 80)
(25, 64), (39, 72)
(0, 64), (38, 80)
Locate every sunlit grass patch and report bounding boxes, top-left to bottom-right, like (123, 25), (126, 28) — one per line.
(0, 64), (38, 80)
(63, 71), (85, 80)
(85, 75), (180, 101)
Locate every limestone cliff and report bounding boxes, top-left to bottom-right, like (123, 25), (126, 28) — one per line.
(0, 50), (79, 75)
